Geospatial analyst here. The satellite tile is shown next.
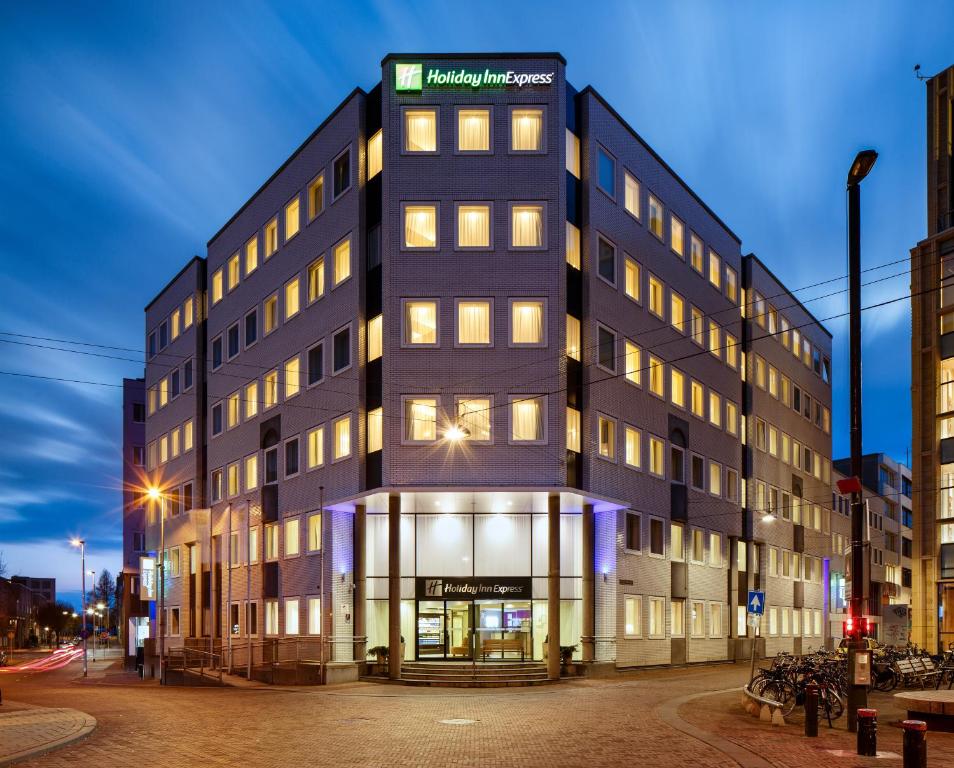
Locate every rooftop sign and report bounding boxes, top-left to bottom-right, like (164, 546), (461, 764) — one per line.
(395, 62), (554, 92)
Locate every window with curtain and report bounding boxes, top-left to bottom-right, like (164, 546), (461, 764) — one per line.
(624, 340), (640, 385)
(690, 234), (703, 273)
(457, 204), (490, 248)
(404, 397), (438, 442)
(671, 600), (685, 636)
(511, 300), (544, 345)
(284, 357), (300, 399)
(691, 381), (704, 417)
(367, 129), (382, 178)
(228, 254), (240, 291)
(458, 397), (491, 442)
(285, 197), (300, 241)
(625, 426), (641, 468)
(367, 407), (383, 452)
(598, 415), (616, 459)
(624, 172), (640, 218)
(511, 396), (543, 442)
(566, 221), (581, 268)
(511, 108), (543, 151)
(264, 370), (278, 408)
(404, 300), (438, 345)
(285, 518), (300, 557)
(648, 355), (664, 396)
(265, 219), (278, 257)
(404, 109), (437, 152)
(511, 204), (543, 248)
(624, 258), (640, 301)
(670, 215), (684, 257)
(670, 369), (685, 408)
(333, 415), (351, 459)
(624, 595), (641, 636)
(457, 300), (490, 345)
(284, 278), (300, 319)
(648, 195), (663, 238)
(649, 436), (665, 477)
(245, 237), (258, 275)
(648, 275), (664, 317)
(566, 129), (580, 177)
(709, 250), (722, 288)
(368, 315), (382, 361)
(566, 315), (581, 360)
(404, 204), (437, 248)
(307, 426), (324, 469)
(458, 108), (490, 152)
(334, 239), (351, 284)
(566, 406), (581, 452)
(670, 292), (685, 333)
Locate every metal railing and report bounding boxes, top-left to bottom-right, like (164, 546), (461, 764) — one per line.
(165, 646), (223, 685)
(227, 638), (324, 685)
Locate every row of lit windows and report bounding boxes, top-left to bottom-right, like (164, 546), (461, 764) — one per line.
(623, 513), (726, 566)
(588, 143), (738, 301)
(400, 201), (547, 250)
(752, 416), (831, 483)
(147, 295), (195, 360)
(763, 607), (824, 638)
(159, 597), (323, 638)
(586, 249), (740, 372)
(745, 288), (831, 385)
(147, 359), (194, 415)
(750, 353), (831, 435)
(210, 330), (352, 438)
(749, 479), (830, 532)
(400, 105), (546, 154)
(210, 417), (352, 502)
(388, 395), (548, 445)
(766, 547), (824, 582)
(208, 147), (352, 308)
(145, 419), (195, 470)
(399, 297), (547, 348)
(623, 595), (725, 640)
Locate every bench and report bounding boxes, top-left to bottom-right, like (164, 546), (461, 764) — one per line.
(481, 638), (525, 661)
(896, 657), (939, 689)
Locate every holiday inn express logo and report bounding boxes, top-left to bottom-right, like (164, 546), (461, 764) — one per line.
(394, 62), (554, 92)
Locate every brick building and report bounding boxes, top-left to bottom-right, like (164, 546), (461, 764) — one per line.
(135, 53), (834, 681)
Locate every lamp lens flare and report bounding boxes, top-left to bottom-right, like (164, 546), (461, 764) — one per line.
(444, 424), (471, 441)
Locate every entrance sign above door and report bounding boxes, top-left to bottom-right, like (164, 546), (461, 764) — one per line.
(416, 577), (532, 600)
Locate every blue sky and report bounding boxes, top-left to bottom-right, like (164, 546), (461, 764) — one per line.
(0, 1), (951, 602)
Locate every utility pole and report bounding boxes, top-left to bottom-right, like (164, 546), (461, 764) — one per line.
(846, 149), (877, 732)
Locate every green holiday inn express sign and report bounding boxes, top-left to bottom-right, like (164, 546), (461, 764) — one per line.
(395, 63), (554, 92)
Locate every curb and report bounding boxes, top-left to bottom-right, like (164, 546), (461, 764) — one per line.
(0, 706), (97, 767)
(655, 687), (774, 768)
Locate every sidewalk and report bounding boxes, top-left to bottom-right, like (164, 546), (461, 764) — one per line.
(0, 701), (96, 766)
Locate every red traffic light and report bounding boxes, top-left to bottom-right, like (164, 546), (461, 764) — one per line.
(844, 615), (870, 639)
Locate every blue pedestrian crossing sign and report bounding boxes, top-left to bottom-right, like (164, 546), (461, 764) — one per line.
(747, 590), (765, 615)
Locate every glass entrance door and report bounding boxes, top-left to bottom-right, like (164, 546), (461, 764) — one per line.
(446, 601), (472, 659)
(475, 600), (531, 660)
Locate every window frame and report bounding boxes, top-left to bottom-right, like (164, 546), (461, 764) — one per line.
(454, 201), (493, 251)
(331, 145), (352, 202)
(454, 297), (493, 348)
(623, 170), (641, 221)
(455, 395), (494, 445)
(508, 105), (546, 154)
(508, 201), (547, 251)
(597, 412), (617, 462)
(596, 144), (616, 200)
(402, 298), (440, 348)
(596, 322), (617, 373)
(508, 394), (547, 445)
(508, 297), (547, 348)
(331, 323), (352, 376)
(401, 105), (439, 155)
(401, 395), (441, 445)
(401, 201), (440, 251)
(454, 105), (493, 155)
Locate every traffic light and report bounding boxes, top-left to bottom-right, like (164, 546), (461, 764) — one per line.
(843, 615), (870, 640)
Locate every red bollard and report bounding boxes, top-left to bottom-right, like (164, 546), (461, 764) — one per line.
(902, 720), (927, 768)
(857, 708), (877, 756)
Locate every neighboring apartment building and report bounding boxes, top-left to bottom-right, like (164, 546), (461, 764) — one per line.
(1, 576), (51, 648)
(911, 63), (954, 653)
(10, 576), (56, 605)
(831, 455), (913, 644)
(136, 53), (834, 680)
(120, 376), (148, 666)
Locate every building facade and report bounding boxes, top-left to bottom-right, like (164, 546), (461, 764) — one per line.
(136, 53), (835, 680)
(911, 63), (954, 653)
(1, 576), (52, 648)
(831, 454), (913, 644)
(120, 376), (148, 666)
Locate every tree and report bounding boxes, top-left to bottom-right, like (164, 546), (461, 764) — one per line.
(88, 569), (117, 632)
(37, 601), (78, 641)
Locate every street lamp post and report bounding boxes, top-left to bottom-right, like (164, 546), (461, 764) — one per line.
(846, 148), (878, 732)
(96, 602), (107, 657)
(148, 487), (166, 685)
(70, 539), (88, 677)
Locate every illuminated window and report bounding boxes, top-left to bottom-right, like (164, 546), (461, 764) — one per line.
(227, 462), (239, 497)
(598, 415), (616, 460)
(709, 462), (722, 497)
(333, 415), (351, 460)
(624, 595), (642, 636)
(211, 268), (223, 305)
(566, 406), (581, 452)
(457, 204), (490, 248)
(183, 296), (194, 329)
(284, 277), (300, 320)
(334, 238), (351, 284)
(367, 408), (383, 452)
(245, 381), (258, 419)
(404, 397), (437, 442)
(708, 250), (721, 289)
(284, 197), (300, 242)
(648, 275), (664, 318)
(403, 204), (437, 248)
(308, 256), (324, 302)
(624, 172), (640, 219)
(670, 292), (685, 333)
(670, 215), (684, 258)
(725, 333), (738, 369)
(709, 392), (722, 428)
(566, 315), (581, 360)
(708, 321), (720, 358)
(245, 454), (258, 491)
(566, 222), (581, 268)
(690, 234), (704, 273)
(648, 355), (664, 397)
(624, 340), (640, 385)
(307, 174), (324, 220)
(159, 377), (169, 407)
(284, 356), (300, 399)
(264, 370), (278, 409)
(227, 391), (240, 429)
(458, 108), (490, 152)
(159, 434), (168, 464)
(670, 369), (686, 408)
(368, 315), (383, 361)
(625, 426), (641, 468)
(265, 524), (279, 560)
(245, 236), (259, 275)
(511, 396), (544, 442)
(170, 427), (180, 458)
(691, 381), (704, 418)
(308, 513), (321, 551)
(265, 218), (278, 258)
(691, 307), (704, 346)
(510, 107), (543, 151)
(566, 129), (580, 177)
(404, 108), (437, 152)
(648, 194), (663, 238)
(285, 598), (299, 635)
(649, 437), (665, 477)
(457, 397), (491, 442)
(457, 300), (491, 346)
(183, 420), (193, 451)
(264, 294), (278, 335)
(511, 204), (544, 248)
(170, 309), (180, 341)
(649, 597), (664, 637)
(624, 257), (641, 302)
(510, 300), (544, 346)
(367, 129), (382, 178)
(725, 265), (738, 302)
(404, 300), (438, 346)
(307, 426), (324, 469)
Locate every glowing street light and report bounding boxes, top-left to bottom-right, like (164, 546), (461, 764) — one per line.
(444, 423), (471, 441)
(70, 537), (88, 677)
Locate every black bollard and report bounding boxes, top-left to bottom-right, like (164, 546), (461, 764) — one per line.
(804, 682), (819, 737)
(902, 720), (927, 768)
(857, 708), (877, 757)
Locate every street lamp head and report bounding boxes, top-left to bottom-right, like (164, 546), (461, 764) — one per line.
(847, 149), (878, 187)
(86, 608), (94, 615)
(761, 513), (775, 523)
(444, 423), (471, 441)
(96, 602), (105, 610)
(70, 538), (84, 547)
(147, 486), (161, 501)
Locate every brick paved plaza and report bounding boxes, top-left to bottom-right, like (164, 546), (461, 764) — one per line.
(2, 661), (953, 767)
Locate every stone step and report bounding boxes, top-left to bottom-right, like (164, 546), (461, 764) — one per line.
(401, 670), (548, 680)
